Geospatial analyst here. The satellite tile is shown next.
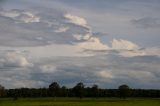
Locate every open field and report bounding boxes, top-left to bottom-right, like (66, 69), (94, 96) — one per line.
(0, 98), (160, 106)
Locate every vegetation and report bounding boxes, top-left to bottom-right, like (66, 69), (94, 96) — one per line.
(0, 82), (160, 98)
(0, 85), (5, 97)
(118, 84), (130, 99)
(49, 82), (60, 97)
(73, 82), (85, 99)
(0, 98), (160, 106)
(0, 83), (160, 106)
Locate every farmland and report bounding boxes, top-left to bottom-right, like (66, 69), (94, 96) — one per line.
(0, 98), (160, 106)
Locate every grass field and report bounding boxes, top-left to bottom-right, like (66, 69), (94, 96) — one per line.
(0, 97), (160, 106)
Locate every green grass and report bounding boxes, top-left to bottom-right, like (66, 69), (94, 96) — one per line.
(0, 97), (160, 106)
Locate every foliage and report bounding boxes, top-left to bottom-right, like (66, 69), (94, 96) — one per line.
(73, 82), (85, 99)
(91, 84), (99, 98)
(0, 84), (5, 97)
(118, 84), (130, 99)
(0, 83), (160, 98)
(49, 82), (60, 97)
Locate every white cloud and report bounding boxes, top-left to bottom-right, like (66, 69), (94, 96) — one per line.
(0, 51), (32, 68)
(97, 70), (113, 78)
(118, 50), (145, 57)
(0, 48), (160, 88)
(76, 37), (109, 50)
(12, 79), (45, 88)
(73, 33), (91, 41)
(0, 9), (20, 18)
(111, 39), (139, 50)
(0, 5), (160, 89)
(54, 27), (69, 33)
(39, 64), (57, 73)
(20, 44), (92, 58)
(63, 13), (109, 51)
(142, 47), (160, 56)
(117, 47), (160, 57)
(64, 13), (89, 28)
(18, 12), (40, 23)
(0, 9), (40, 23)
(17, 38), (159, 58)
(0, 8), (96, 47)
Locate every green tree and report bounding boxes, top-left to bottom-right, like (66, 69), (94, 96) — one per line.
(118, 84), (130, 99)
(0, 84), (5, 97)
(49, 82), (60, 97)
(60, 86), (68, 97)
(73, 82), (85, 99)
(91, 84), (99, 98)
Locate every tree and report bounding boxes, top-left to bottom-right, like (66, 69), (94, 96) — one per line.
(0, 84), (5, 97)
(60, 86), (68, 97)
(13, 89), (18, 100)
(73, 82), (85, 99)
(49, 82), (60, 97)
(91, 84), (99, 98)
(118, 84), (130, 99)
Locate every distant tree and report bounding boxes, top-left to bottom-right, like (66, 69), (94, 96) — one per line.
(91, 84), (99, 98)
(3, 83), (160, 98)
(60, 86), (68, 97)
(40, 88), (48, 97)
(0, 84), (5, 97)
(118, 84), (130, 99)
(73, 82), (85, 99)
(49, 82), (60, 97)
(13, 89), (19, 100)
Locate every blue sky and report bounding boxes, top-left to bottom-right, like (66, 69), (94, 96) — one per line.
(0, 0), (160, 89)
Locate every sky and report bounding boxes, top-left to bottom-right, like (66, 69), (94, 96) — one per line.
(0, 0), (160, 89)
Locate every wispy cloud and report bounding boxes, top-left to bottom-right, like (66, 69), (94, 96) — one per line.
(131, 17), (160, 29)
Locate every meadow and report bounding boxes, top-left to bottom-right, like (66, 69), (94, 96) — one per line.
(0, 98), (160, 106)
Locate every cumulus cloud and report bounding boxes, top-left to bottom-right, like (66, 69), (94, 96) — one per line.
(29, 54), (160, 88)
(111, 39), (139, 50)
(0, 8), (100, 47)
(0, 9), (20, 17)
(96, 70), (113, 79)
(64, 13), (89, 28)
(0, 8), (110, 52)
(0, 9), (40, 23)
(17, 12), (40, 23)
(76, 37), (109, 50)
(0, 48), (160, 88)
(81, 37), (160, 58)
(141, 47), (160, 56)
(116, 47), (160, 57)
(39, 64), (57, 73)
(0, 51), (32, 68)
(54, 27), (69, 33)
(73, 33), (91, 41)
(0, 4), (160, 89)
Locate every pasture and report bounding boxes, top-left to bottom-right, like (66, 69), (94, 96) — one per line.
(0, 98), (160, 106)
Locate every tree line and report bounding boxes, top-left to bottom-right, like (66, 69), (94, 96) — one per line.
(0, 82), (160, 99)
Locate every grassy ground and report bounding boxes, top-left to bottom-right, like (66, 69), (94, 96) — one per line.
(0, 97), (160, 106)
